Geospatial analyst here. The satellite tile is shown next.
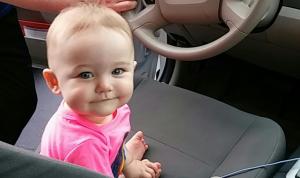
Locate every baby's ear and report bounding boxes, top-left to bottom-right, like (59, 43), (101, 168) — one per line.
(133, 61), (137, 69)
(42, 69), (61, 95)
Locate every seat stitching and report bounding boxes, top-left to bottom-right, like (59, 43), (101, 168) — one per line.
(211, 118), (256, 176)
(131, 128), (213, 168)
(254, 121), (284, 178)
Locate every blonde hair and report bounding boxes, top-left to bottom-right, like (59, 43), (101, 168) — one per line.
(46, 2), (133, 67)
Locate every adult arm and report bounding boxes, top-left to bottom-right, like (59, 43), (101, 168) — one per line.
(0, 0), (137, 12)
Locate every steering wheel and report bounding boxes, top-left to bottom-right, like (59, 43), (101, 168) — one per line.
(124, 0), (273, 61)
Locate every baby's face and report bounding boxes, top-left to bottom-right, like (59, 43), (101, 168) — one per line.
(53, 28), (135, 118)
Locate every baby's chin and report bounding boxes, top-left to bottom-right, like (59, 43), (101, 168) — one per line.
(89, 106), (120, 117)
(70, 107), (114, 118)
(73, 101), (125, 117)
(75, 110), (113, 122)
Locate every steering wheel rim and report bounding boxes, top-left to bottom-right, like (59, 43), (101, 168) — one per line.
(124, 0), (273, 61)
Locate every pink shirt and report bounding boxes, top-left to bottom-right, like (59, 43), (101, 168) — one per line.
(40, 102), (131, 178)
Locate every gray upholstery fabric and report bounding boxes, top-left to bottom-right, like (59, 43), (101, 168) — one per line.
(128, 77), (286, 178)
(0, 141), (108, 178)
(16, 69), (62, 151)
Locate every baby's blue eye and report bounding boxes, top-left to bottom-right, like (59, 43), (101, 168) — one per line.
(79, 72), (94, 79)
(112, 68), (125, 75)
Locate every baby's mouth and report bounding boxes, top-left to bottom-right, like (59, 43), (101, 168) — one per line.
(91, 97), (116, 103)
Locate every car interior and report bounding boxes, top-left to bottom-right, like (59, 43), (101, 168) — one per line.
(11, 0), (300, 177)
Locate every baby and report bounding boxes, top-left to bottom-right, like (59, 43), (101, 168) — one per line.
(40, 2), (161, 178)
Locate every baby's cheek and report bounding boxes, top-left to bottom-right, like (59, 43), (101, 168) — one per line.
(119, 87), (133, 104)
(65, 87), (89, 109)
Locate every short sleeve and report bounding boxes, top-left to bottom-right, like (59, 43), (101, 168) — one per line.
(64, 139), (113, 178)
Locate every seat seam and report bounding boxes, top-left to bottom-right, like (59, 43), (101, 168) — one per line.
(131, 128), (213, 169)
(212, 118), (257, 176)
(254, 121), (283, 178)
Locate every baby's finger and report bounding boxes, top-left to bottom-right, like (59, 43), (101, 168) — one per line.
(155, 167), (161, 178)
(145, 166), (156, 178)
(149, 161), (161, 175)
(143, 160), (161, 177)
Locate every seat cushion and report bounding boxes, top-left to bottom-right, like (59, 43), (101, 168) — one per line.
(128, 76), (286, 178)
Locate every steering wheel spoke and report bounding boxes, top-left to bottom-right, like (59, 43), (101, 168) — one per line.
(124, 4), (167, 32)
(221, 0), (273, 34)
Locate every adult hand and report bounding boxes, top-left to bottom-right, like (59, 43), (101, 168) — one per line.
(104, 0), (137, 12)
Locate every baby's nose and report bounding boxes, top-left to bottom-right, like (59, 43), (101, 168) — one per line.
(95, 77), (112, 93)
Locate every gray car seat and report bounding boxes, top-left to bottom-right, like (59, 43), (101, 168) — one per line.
(128, 75), (285, 178)
(11, 72), (285, 178)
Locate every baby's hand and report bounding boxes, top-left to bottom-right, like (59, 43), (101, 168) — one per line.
(141, 159), (161, 178)
(123, 159), (161, 178)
